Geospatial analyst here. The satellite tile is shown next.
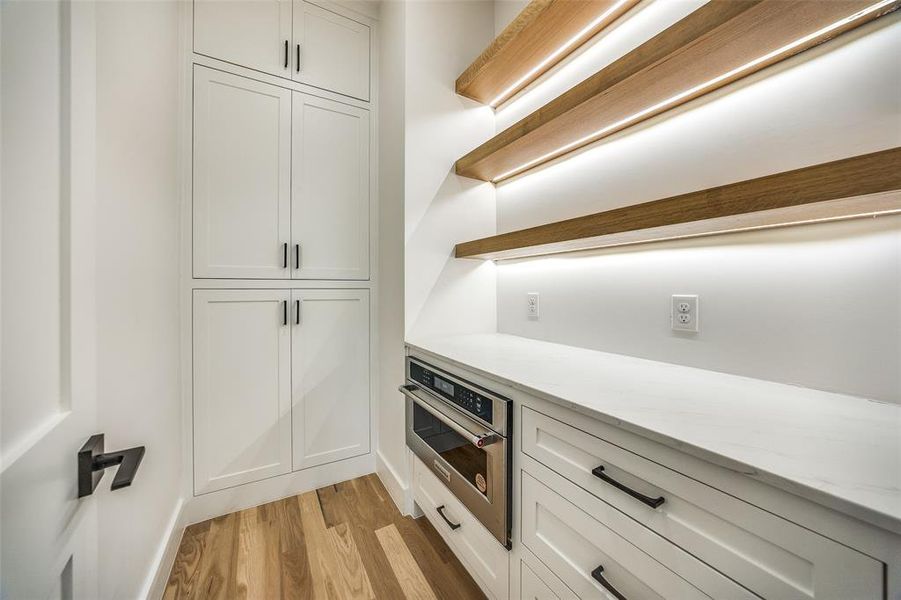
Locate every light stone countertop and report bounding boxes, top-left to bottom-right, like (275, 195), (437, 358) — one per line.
(406, 333), (901, 534)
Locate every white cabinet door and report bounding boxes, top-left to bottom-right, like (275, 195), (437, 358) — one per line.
(193, 67), (291, 279)
(293, 1), (370, 100)
(291, 289), (369, 470)
(292, 93), (370, 280)
(194, 0), (293, 78)
(193, 289), (292, 494)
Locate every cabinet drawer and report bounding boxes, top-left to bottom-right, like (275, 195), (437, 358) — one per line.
(521, 562), (558, 600)
(522, 407), (884, 599)
(523, 471), (732, 599)
(520, 548), (577, 600)
(412, 455), (509, 599)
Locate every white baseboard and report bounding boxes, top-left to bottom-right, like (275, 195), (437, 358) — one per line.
(376, 449), (411, 515)
(183, 453), (376, 525)
(140, 497), (185, 600)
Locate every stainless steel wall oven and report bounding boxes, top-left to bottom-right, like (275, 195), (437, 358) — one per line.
(401, 357), (512, 549)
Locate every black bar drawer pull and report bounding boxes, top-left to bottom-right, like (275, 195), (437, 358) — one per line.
(282, 242), (288, 268)
(296, 44), (301, 73)
(282, 300), (288, 326)
(284, 40), (289, 69)
(592, 465), (665, 509)
(295, 299), (300, 325)
(78, 434), (145, 498)
(436, 505), (461, 530)
(294, 243), (300, 269)
(591, 565), (627, 600)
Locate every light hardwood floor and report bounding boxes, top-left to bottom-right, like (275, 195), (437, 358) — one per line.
(163, 474), (487, 600)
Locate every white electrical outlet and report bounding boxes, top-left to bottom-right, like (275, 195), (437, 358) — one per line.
(527, 293), (539, 318)
(671, 295), (699, 332)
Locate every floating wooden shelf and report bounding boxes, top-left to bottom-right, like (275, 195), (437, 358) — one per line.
(455, 0), (640, 106)
(455, 148), (901, 260)
(455, 0), (900, 183)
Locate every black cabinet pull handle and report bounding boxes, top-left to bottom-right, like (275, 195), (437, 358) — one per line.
(591, 566), (627, 600)
(296, 44), (301, 73)
(436, 505), (461, 530)
(284, 40), (289, 69)
(282, 242), (288, 268)
(295, 299), (300, 325)
(294, 243), (300, 269)
(78, 434), (145, 498)
(592, 465), (665, 509)
(282, 300), (288, 326)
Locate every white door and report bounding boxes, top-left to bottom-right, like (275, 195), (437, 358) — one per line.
(194, 0), (293, 78)
(193, 289), (293, 493)
(292, 1), (370, 101)
(292, 93), (370, 280)
(1, 0), (101, 598)
(193, 66), (292, 279)
(291, 289), (369, 470)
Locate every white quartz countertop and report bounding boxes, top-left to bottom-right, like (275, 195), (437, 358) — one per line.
(405, 333), (901, 534)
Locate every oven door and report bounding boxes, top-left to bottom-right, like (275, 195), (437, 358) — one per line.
(401, 383), (510, 548)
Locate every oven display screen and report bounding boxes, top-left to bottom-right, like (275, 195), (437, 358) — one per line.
(434, 376), (454, 397)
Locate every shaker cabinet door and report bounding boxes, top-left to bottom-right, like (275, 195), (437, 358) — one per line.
(193, 67), (291, 279)
(291, 289), (370, 470)
(193, 289), (293, 494)
(194, 0), (293, 78)
(292, 93), (370, 280)
(293, 0), (370, 100)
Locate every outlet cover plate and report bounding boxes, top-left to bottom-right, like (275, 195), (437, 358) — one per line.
(527, 293), (539, 319)
(672, 295), (699, 332)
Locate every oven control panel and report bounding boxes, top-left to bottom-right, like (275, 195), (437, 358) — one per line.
(409, 360), (494, 423)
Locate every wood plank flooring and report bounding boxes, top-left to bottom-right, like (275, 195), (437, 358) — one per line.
(163, 474), (486, 600)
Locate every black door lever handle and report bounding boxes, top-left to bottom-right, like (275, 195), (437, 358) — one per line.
(78, 434), (145, 498)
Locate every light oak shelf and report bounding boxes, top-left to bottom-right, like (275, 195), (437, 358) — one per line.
(455, 0), (640, 106)
(454, 148), (901, 260)
(455, 0), (900, 183)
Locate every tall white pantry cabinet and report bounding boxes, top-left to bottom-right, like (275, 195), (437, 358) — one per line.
(183, 0), (376, 505)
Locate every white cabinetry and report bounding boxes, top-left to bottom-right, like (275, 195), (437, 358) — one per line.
(192, 67), (370, 280)
(404, 348), (896, 600)
(292, 93), (369, 280)
(194, 0), (293, 78)
(193, 0), (370, 100)
(194, 288), (371, 494)
(522, 472), (731, 600)
(291, 289), (369, 469)
(293, 1), (370, 100)
(187, 0), (374, 512)
(521, 406), (884, 600)
(193, 66), (291, 279)
(193, 289), (292, 494)
(412, 455), (509, 600)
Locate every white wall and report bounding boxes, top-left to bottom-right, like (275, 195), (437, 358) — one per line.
(378, 0), (498, 499)
(494, 12), (901, 402)
(376, 0), (408, 506)
(95, 2), (183, 597)
(494, 0), (527, 35)
(404, 0), (497, 342)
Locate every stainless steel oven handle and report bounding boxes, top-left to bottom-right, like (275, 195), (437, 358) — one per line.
(399, 384), (497, 448)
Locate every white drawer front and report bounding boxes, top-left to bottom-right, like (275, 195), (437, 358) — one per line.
(413, 455), (509, 599)
(522, 562), (559, 600)
(520, 548), (579, 600)
(522, 407), (884, 600)
(522, 471), (715, 600)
